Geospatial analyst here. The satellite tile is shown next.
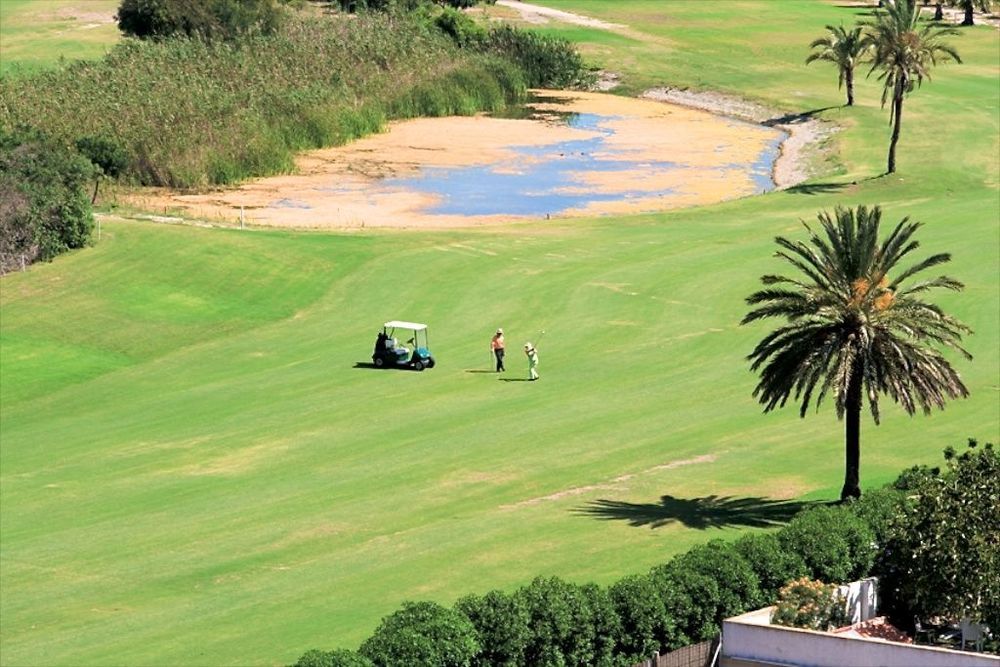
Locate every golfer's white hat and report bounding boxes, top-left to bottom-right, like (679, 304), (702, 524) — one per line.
(524, 342), (533, 349)
(497, 328), (503, 334)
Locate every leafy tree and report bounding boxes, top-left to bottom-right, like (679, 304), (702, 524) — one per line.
(946, 0), (996, 26)
(358, 601), (479, 667)
(743, 205), (971, 499)
(0, 130), (94, 271)
(880, 440), (1000, 630)
(862, 0), (961, 173)
(806, 24), (868, 106)
(779, 505), (876, 583)
(75, 135), (129, 204)
(454, 590), (531, 666)
(116, 0), (283, 40)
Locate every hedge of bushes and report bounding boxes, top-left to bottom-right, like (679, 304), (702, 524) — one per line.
(293, 490), (895, 667)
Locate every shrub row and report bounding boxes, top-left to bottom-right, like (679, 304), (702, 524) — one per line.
(295, 495), (892, 667)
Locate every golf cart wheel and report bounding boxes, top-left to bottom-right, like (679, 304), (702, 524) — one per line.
(373, 357), (384, 368)
(426, 357), (435, 368)
(413, 360), (425, 371)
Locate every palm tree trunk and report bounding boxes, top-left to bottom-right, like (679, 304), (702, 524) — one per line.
(841, 367), (863, 501)
(846, 67), (855, 106)
(887, 84), (904, 174)
(934, 3), (944, 20)
(962, 4), (975, 25)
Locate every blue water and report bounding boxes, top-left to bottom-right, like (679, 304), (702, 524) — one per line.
(385, 112), (785, 218)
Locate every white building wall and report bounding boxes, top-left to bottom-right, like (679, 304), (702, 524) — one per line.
(722, 613), (1000, 667)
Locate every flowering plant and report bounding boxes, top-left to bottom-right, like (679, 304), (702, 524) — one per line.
(771, 577), (849, 631)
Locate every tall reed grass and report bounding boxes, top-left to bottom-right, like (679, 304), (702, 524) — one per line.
(0, 13), (525, 188)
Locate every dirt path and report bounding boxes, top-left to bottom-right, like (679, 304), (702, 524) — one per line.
(494, 0), (625, 30)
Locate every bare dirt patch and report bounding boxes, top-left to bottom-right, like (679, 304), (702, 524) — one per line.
(494, 0), (624, 30)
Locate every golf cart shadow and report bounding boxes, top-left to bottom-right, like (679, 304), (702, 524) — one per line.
(353, 362), (421, 371)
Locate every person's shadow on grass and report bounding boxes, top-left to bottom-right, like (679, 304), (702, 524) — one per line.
(575, 494), (823, 530)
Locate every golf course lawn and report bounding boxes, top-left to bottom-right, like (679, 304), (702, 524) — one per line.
(0, 0), (120, 77)
(0, 1), (997, 665)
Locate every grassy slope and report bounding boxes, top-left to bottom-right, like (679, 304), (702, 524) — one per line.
(0, 0), (120, 76)
(0, 1), (997, 665)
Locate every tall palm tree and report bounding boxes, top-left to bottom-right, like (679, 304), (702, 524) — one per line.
(742, 205), (971, 501)
(863, 0), (961, 174)
(947, 0), (995, 26)
(806, 24), (868, 106)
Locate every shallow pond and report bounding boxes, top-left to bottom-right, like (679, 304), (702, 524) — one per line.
(138, 91), (787, 229)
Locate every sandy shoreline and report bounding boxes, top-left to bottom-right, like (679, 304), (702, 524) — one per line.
(641, 87), (834, 189)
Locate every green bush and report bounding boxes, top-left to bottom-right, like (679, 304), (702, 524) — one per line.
(479, 25), (592, 88)
(435, 7), (485, 47)
(770, 578), (849, 631)
(292, 649), (374, 667)
(517, 576), (600, 667)
(779, 506), (875, 584)
(454, 590), (531, 666)
(358, 601), (479, 667)
(664, 540), (763, 625)
(608, 574), (667, 664)
(116, 0), (284, 40)
(0, 130), (93, 271)
(844, 487), (907, 548)
(649, 563), (720, 649)
(733, 532), (809, 602)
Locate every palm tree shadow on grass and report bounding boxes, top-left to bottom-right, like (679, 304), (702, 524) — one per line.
(574, 494), (824, 530)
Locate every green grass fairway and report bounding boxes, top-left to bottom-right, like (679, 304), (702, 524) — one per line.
(0, 0), (120, 76)
(1, 1), (998, 665)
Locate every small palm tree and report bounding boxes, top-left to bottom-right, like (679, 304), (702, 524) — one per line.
(806, 24), (868, 106)
(863, 0), (961, 174)
(743, 205), (971, 501)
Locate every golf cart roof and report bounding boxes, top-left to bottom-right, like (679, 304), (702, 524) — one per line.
(383, 320), (427, 331)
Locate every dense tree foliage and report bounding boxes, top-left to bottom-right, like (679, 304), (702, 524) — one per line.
(779, 506), (876, 583)
(880, 440), (1000, 630)
(0, 130), (93, 272)
(116, 0), (284, 40)
(743, 205), (971, 499)
(454, 590), (531, 666)
(358, 601), (480, 667)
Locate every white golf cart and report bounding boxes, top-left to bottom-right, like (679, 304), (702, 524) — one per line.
(371, 320), (435, 371)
